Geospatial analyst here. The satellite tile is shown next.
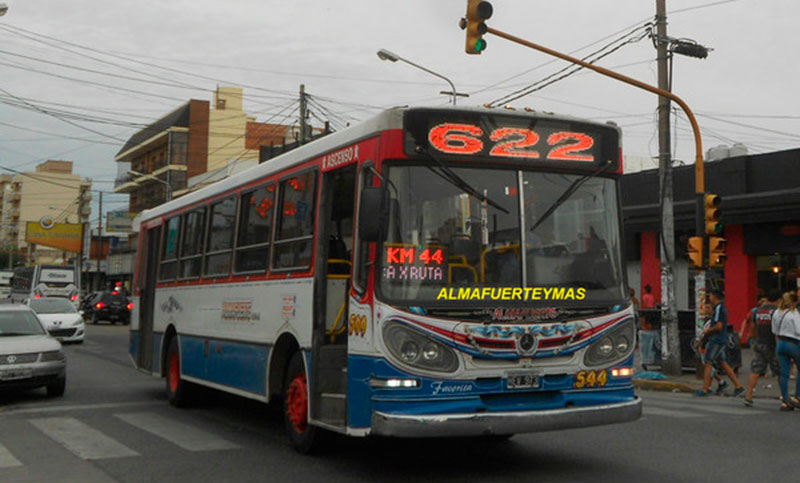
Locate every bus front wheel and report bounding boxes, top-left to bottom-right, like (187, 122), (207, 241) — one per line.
(165, 337), (193, 407)
(283, 351), (323, 453)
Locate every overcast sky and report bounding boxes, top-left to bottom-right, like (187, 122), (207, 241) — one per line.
(1, 0), (798, 217)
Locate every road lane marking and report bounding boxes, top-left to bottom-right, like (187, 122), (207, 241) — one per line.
(0, 401), (162, 417)
(0, 443), (23, 468)
(29, 417), (139, 460)
(115, 412), (239, 452)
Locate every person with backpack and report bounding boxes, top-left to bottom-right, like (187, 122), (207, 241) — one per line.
(695, 289), (745, 398)
(743, 291), (781, 406)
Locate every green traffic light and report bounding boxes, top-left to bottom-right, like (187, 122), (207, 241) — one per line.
(476, 38), (486, 52)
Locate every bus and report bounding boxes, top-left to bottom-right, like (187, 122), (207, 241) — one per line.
(9, 265), (79, 305)
(0, 270), (12, 300)
(130, 106), (641, 452)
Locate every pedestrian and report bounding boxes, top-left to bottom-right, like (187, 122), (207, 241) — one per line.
(695, 298), (726, 394)
(641, 284), (655, 309)
(695, 289), (745, 397)
(771, 291), (800, 411)
(743, 290), (781, 406)
(739, 296), (766, 347)
(629, 287), (639, 313)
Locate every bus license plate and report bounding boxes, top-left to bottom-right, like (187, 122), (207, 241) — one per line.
(0, 368), (33, 381)
(507, 372), (539, 389)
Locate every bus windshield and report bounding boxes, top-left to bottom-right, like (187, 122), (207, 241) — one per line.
(377, 163), (625, 306)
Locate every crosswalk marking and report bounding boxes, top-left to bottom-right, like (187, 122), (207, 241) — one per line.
(646, 399), (765, 416)
(643, 407), (702, 418)
(0, 443), (22, 469)
(29, 417), (139, 460)
(115, 412), (239, 451)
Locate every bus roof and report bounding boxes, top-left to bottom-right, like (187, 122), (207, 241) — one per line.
(139, 105), (620, 222)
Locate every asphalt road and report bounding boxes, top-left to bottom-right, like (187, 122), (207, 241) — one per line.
(1, 324), (796, 483)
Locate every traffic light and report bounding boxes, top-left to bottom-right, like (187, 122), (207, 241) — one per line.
(687, 236), (704, 269)
(708, 236), (726, 268)
(462, 0), (493, 54)
(704, 193), (722, 235)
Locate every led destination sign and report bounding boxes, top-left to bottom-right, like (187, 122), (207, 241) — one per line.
(404, 108), (620, 171)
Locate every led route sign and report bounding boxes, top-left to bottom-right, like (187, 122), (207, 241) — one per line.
(429, 123), (596, 162)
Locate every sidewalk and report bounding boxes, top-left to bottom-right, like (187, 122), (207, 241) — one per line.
(632, 343), (786, 401)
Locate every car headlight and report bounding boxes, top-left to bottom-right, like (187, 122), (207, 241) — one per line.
(383, 321), (458, 373)
(584, 319), (635, 367)
(71, 317), (84, 326)
(40, 350), (66, 362)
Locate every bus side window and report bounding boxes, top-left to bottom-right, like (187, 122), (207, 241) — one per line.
(159, 216), (180, 281)
(179, 207), (206, 279)
(273, 171), (317, 270)
(204, 197), (236, 277)
(234, 183), (275, 273)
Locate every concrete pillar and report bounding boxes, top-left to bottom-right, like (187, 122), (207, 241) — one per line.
(724, 224), (756, 332)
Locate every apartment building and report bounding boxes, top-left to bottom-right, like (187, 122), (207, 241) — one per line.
(114, 86), (294, 213)
(0, 160), (91, 265)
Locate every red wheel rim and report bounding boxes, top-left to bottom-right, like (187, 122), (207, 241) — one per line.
(168, 350), (179, 393)
(286, 373), (308, 433)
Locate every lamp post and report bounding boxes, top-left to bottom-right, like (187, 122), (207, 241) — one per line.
(376, 49), (464, 105)
(128, 170), (172, 202)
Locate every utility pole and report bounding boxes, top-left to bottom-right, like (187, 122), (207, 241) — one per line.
(656, 0), (681, 374)
(95, 191), (102, 291)
(299, 84), (308, 145)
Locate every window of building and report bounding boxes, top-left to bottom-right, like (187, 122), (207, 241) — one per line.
(159, 216), (180, 281)
(273, 171), (317, 270)
(204, 196), (236, 276)
(179, 207), (206, 279)
(235, 183), (275, 273)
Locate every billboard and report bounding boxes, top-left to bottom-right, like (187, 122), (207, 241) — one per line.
(106, 210), (136, 233)
(26, 219), (84, 253)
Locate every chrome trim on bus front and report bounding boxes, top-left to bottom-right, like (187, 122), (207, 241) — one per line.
(370, 397), (642, 437)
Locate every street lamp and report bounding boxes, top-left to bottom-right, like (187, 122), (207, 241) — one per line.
(376, 48), (464, 105)
(128, 170), (172, 202)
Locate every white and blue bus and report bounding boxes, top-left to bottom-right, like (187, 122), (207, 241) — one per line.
(9, 265), (79, 305)
(130, 106), (641, 452)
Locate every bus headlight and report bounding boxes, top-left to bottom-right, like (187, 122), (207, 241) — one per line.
(584, 319), (635, 367)
(383, 321), (458, 373)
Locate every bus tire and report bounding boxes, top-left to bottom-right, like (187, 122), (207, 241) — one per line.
(165, 337), (192, 407)
(283, 351), (323, 453)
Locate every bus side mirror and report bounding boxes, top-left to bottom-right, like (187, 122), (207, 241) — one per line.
(358, 187), (388, 242)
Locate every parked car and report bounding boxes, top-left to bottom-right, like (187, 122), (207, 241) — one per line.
(0, 305), (67, 397)
(82, 291), (131, 325)
(28, 297), (85, 344)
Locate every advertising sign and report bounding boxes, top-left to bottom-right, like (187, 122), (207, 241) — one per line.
(106, 210), (136, 233)
(26, 219), (84, 253)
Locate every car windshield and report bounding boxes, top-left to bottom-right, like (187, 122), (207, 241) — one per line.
(30, 297), (77, 314)
(377, 164), (625, 306)
(0, 311), (46, 336)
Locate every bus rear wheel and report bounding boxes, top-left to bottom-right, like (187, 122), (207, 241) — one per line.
(283, 351), (323, 453)
(165, 337), (193, 407)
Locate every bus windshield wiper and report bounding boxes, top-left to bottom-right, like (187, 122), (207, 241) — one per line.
(530, 160), (612, 232)
(418, 147), (510, 214)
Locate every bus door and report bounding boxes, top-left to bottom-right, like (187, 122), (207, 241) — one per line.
(137, 225), (160, 373)
(311, 164), (357, 428)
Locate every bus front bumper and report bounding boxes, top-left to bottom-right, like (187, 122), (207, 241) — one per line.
(370, 396), (642, 437)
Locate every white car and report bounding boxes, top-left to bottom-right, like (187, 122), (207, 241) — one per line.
(28, 297), (85, 344)
(0, 305), (67, 397)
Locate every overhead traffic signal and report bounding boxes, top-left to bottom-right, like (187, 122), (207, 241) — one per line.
(708, 236), (726, 268)
(704, 193), (722, 235)
(462, 0), (493, 54)
(687, 236), (704, 269)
